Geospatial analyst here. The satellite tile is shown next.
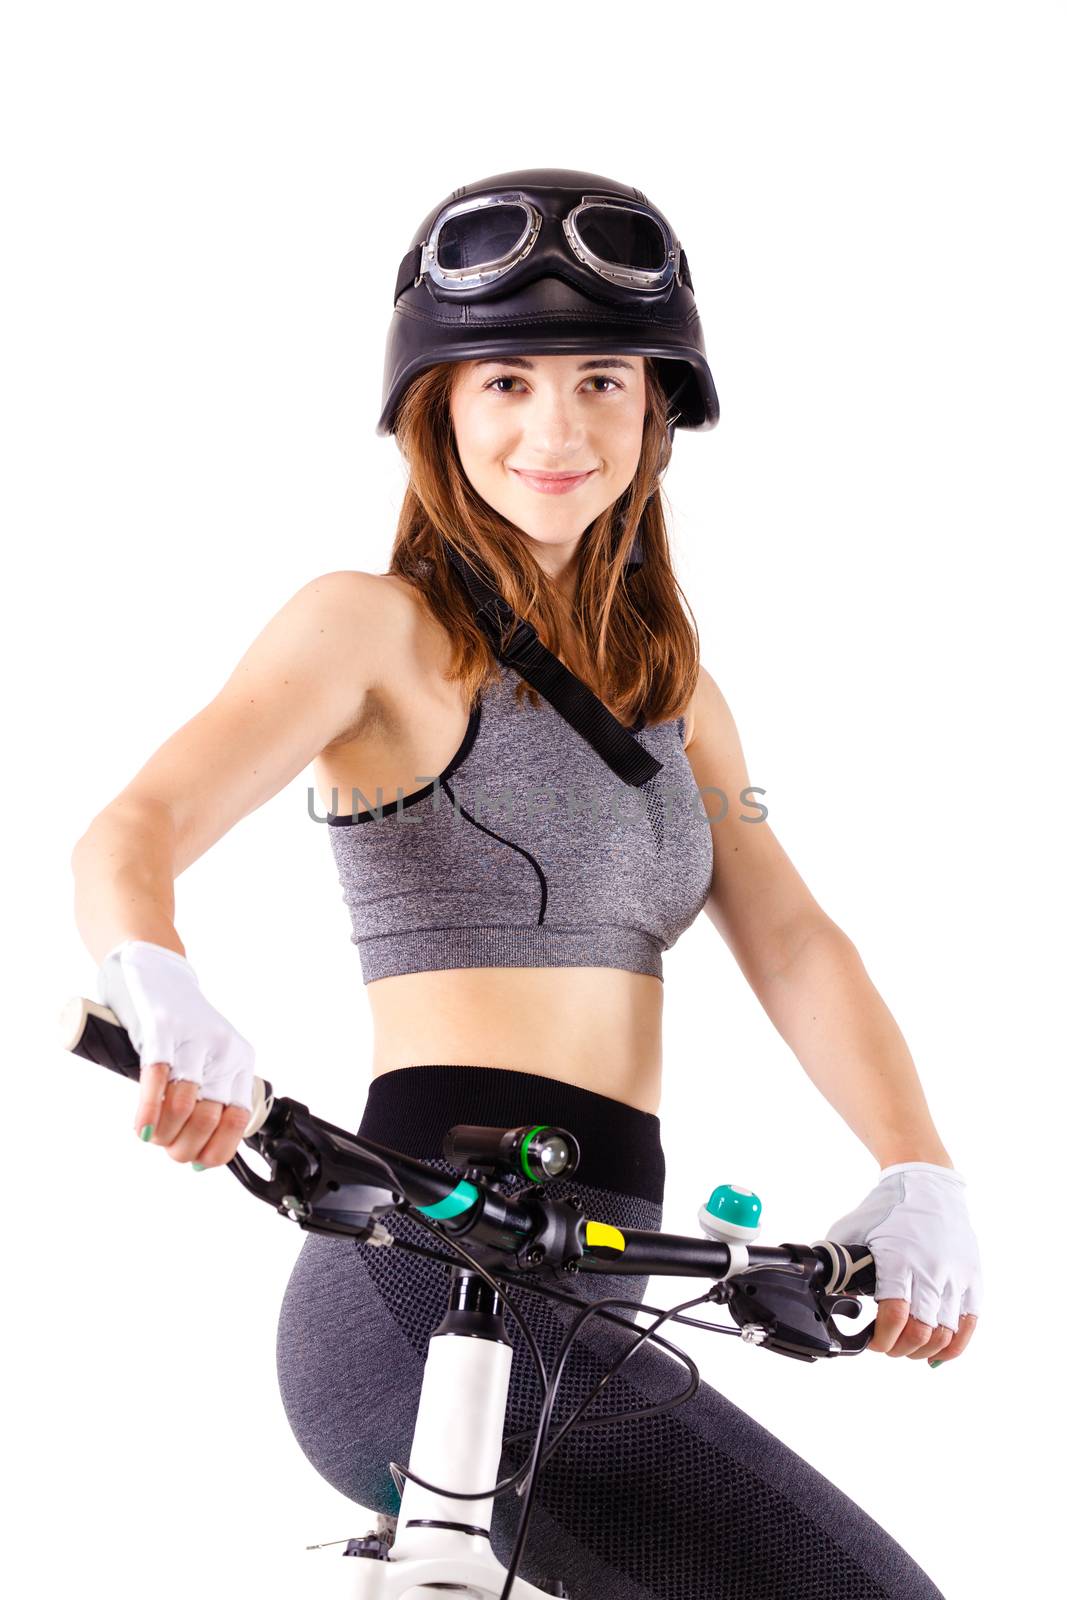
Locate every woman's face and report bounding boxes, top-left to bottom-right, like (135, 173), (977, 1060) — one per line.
(449, 353), (647, 567)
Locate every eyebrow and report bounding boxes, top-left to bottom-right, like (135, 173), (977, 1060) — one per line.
(471, 356), (637, 372)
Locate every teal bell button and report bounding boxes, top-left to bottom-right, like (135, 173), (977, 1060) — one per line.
(697, 1183), (762, 1243)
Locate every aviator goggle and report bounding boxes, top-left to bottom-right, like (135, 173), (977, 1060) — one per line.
(393, 190), (692, 305)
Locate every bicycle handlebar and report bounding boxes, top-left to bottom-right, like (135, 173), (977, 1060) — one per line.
(59, 995), (879, 1361)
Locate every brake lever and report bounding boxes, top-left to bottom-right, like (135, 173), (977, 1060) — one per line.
(720, 1244), (876, 1361)
(231, 1096), (399, 1242)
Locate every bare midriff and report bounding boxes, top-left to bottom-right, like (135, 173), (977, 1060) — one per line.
(315, 574), (683, 1117)
(365, 965), (665, 1114)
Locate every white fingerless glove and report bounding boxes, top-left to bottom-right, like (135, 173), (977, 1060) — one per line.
(816, 1161), (983, 1333)
(96, 939), (256, 1113)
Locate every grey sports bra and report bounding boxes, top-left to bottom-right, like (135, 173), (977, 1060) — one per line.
(326, 663), (714, 983)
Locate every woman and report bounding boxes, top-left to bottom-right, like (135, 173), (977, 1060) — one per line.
(75, 169), (981, 1597)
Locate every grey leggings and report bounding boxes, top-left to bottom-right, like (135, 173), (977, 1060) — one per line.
(275, 1067), (947, 1599)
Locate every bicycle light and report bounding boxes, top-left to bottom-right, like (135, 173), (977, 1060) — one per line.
(443, 1124), (581, 1183)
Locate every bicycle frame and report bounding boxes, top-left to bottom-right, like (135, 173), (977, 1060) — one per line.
(362, 1287), (553, 1598)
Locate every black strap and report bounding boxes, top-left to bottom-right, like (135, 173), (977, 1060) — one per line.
(393, 245), (423, 303)
(444, 543), (662, 788)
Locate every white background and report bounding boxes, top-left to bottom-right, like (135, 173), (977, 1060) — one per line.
(5, 3), (1065, 1596)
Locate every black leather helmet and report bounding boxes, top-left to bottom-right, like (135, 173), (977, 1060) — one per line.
(378, 166), (719, 437)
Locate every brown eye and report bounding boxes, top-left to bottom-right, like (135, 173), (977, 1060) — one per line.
(484, 374), (621, 395)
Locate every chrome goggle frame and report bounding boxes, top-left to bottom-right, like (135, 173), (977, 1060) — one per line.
(417, 191), (683, 296)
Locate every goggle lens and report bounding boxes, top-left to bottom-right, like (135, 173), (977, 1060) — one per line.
(572, 204), (668, 272)
(437, 204), (530, 271)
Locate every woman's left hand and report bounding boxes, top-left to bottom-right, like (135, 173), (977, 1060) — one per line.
(818, 1161), (983, 1367)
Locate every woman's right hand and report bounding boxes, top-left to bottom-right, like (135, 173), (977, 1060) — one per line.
(96, 939), (256, 1169)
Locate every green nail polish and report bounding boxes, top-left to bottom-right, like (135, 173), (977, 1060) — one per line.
(192, 1162), (205, 1171)
(139, 1124), (154, 1141)
(930, 1359), (943, 1368)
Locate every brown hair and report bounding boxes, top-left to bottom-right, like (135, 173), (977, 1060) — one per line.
(386, 358), (700, 728)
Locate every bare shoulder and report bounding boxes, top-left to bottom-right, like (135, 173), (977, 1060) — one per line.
(308, 568), (463, 745)
(682, 664), (750, 790)
(374, 571), (436, 634)
(682, 664), (731, 746)
(292, 569), (427, 669)
(297, 568), (411, 627)
(371, 570), (465, 682)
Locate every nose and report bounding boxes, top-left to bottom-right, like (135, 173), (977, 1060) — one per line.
(520, 384), (588, 464)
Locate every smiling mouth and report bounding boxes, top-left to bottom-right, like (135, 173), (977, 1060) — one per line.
(508, 467), (598, 494)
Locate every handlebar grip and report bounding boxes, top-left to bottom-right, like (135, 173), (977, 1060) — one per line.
(57, 996), (275, 1139)
(813, 1238), (878, 1298)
